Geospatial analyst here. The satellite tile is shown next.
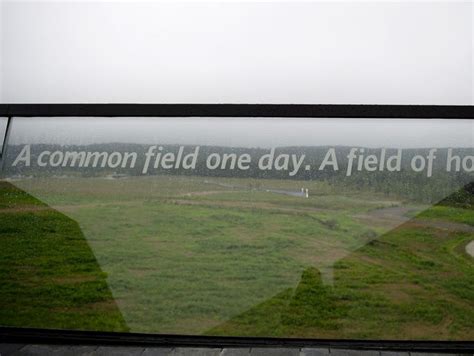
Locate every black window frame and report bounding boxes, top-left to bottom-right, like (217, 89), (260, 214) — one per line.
(0, 103), (473, 353)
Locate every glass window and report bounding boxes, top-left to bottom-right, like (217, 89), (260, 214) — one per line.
(0, 116), (473, 340)
(0, 117), (8, 155)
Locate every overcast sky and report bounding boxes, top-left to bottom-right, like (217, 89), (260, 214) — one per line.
(1, 1), (472, 104)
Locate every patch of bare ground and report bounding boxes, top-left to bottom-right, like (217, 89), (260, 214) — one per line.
(355, 254), (387, 266)
(51, 275), (100, 284)
(57, 200), (141, 213)
(290, 243), (350, 267)
(334, 315), (472, 341)
(356, 206), (474, 244)
(400, 317), (456, 340)
(51, 299), (119, 313)
(166, 317), (222, 335)
(166, 198), (326, 215)
(284, 327), (344, 339)
(375, 283), (424, 304)
(180, 190), (233, 197)
(217, 318), (472, 340)
(129, 269), (149, 278)
(370, 206), (412, 219)
(410, 219), (474, 234)
(353, 206), (412, 228)
(0, 205), (50, 213)
(345, 253), (405, 277)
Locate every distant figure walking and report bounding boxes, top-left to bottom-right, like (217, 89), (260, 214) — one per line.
(305, 188), (309, 198)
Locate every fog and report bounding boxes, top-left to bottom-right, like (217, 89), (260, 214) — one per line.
(1, 1), (472, 104)
(7, 117), (474, 149)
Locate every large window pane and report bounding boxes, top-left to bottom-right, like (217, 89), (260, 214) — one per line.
(0, 117), (473, 340)
(0, 118), (8, 155)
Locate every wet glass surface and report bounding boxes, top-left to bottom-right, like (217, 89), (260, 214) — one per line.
(0, 117), (472, 340)
(0, 118), (8, 154)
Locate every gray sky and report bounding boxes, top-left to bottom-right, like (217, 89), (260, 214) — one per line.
(1, 1), (472, 104)
(7, 117), (474, 149)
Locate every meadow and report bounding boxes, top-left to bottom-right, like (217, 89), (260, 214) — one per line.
(0, 175), (472, 340)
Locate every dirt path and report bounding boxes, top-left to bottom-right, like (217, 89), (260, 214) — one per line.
(167, 198), (326, 215)
(354, 206), (413, 227)
(181, 190), (232, 197)
(0, 205), (51, 213)
(354, 205), (474, 236)
(410, 219), (474, 234)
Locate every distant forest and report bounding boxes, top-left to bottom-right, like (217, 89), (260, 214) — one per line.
(4, 143), (473, 204)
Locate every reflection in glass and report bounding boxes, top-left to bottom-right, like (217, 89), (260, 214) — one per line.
(0, 117), (473, 339)
(0, 117), (8, 154)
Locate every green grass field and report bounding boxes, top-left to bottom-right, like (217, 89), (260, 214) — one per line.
(0, 181), (127, 332)
(0, 176), (472, 339)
